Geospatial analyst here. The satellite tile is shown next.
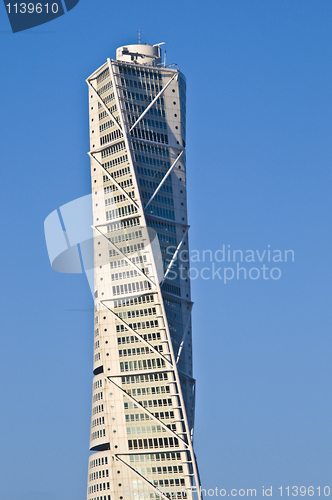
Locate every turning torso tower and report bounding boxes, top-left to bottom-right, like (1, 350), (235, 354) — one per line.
(86, 43), (201, 500)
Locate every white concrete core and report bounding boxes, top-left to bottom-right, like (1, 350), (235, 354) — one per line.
(116, 44), (161, 65)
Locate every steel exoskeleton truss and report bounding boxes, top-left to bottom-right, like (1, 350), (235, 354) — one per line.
(87, 57), (201, 500)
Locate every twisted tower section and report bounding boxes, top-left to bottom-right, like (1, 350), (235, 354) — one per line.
(86, 43), (200, 500)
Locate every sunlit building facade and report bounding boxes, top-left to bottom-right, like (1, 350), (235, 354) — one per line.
(86, 43), (200, 500)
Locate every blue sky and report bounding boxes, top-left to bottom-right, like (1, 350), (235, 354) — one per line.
(1, 1), (332, 499)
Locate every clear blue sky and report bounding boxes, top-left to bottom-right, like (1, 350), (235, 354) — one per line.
(1, 1), (332, 499)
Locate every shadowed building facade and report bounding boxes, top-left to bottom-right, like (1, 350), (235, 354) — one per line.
(86, 43), (201, 500)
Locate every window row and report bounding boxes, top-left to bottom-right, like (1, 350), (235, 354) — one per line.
(121, 372), (168, 385)
(111, 269), (149, 282)
(106, 203), (138, 221)
(118, 65), (162, 81)
(128, 114), (166, 130)
(132, 140), (170, 158)
(110, 254), (147, 270)
(110, 229), (141, 244)
(102, 93), (115, 105)
(161, 282), (181, 296)
(100, 128), (123, 149)
(146, 205), (175, 221)
(88, 495), (110, 500)
(122, 90), (164, 107)
(120, 357), (166, 372)
(126, 319), (159, 330)
(112, 279), (150, 297)
(89, 469), (109, 481)
(138, 398), (173, 409)
(125, 101), (166, 117)
(102, 154), (128, 172)
(88, 482), (110, 494)
(98, 110), (108, 120)
(118, 307), (156, 319)
(147, 219), (176, 235)
(104, 179), (118, 194)
(103, 166), (130, 182)
(143, 191), (174, 207)
(153, 411), (175, 421)
(117, 332), (160, 344)
(93, 379), (103, 390)
(127, 425), (166, 435)
(91, 428), (106, 440)
(100, 119), (114, 132)
(167, 323), (184, 341)
(113, 293), (154, 308)
(98, 80), (112, 95)
(126, 413), (176, 431)
(101, 139), (125, 157)
(98, 101), (116, 112)
(132, 464), (184, 478)
(128, 436), (179, 450)
(121, 89), (149, 103)
(131, 127), (168, 145)
(136, 165), (165, 179)
(105, 193), (135, 206)
(146, 105), (166, 118)
(96, 67), (109, 84)
(92, 416), (105, 428)
(92, 392), (103, 403)
(141, 117), (167, 130)
(89, 456), (108, 468)
(139, 177), (173, 195)
(128, 385), (170, 396)
(129, 451), (181, 463)
(154, 478), (185, 488)
(118, 345), (162, 357)
(163, 297), (182, 311)
(157, 232), (177, 246)
(92, 404), (104, 415)
(121, 78), (162, 92)
(104, 178), (133, 195)
(107, 216), (140, 233)
(109, 243), (145, 258)
(103, 183), (118, 194)
(126, 412), (150, 422)
(117, 323), (159, 337)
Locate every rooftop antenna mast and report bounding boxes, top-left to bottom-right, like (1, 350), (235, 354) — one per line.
(138, 29), (141, 44)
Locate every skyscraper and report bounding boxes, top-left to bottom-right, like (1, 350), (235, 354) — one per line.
(86, 43), (201, 500)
